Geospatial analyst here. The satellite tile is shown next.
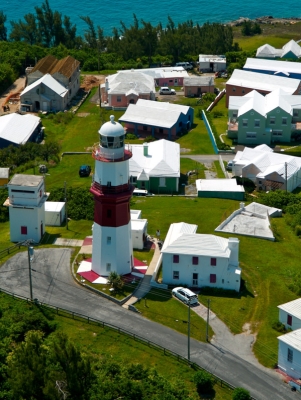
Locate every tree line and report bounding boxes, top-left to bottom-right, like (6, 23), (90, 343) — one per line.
(0, 0), (237, 77)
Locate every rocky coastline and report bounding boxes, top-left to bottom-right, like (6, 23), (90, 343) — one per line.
(227, 15), (301, 26)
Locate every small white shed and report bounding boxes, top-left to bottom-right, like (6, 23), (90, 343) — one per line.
(278, 298), (301, 331)
(278, 329), (301, 380)
(45, 202), (66, 226)
(130, 209), (148, 249)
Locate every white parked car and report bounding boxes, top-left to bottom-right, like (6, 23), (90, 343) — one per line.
(159, 87), (176, 95)
(172, 287), (198, 305)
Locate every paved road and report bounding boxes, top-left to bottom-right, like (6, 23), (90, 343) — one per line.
(0, 248), (296, 400)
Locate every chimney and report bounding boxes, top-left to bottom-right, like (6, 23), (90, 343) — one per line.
(228, 237), (239, 266)
(105, 78), (109, 91)
(143, 143), (148, 156)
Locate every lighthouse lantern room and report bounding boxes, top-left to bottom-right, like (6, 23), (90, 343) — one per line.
(90, 115), (134, 276)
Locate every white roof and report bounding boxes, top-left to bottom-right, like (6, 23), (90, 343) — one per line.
(277, 328), (301, 350)
(244, 202), (282, 217)
(120, 67), (188, 80)
(196, 179), (244, 193)
(161, 222), (198, 252)
(0, 168), (9, 179)
(229, 89), (301, 117)
(162, 229), (230, 258)
(227, 69), (300, 94)
(131, 219), (147, 230)
(183, 76), (214, 86)
(119, 99), (190, 129)
(278, 298), (301, 319)
(256, 44), (279, 58)
(282, 40), (301, 57)
(244, 57), (301, 76)
(21, 73), (68, 97)
(199, 54), (226, 63)
(0, 113), (41, 145)
(128, 139), (180, 178)
(233, 146), (301, 181)
(45, 202), (65, 212)
(102, 71), (155, 95)
(130, 210), (142, 220)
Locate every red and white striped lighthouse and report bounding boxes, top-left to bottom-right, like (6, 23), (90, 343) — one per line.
(90, 115), (133, 276)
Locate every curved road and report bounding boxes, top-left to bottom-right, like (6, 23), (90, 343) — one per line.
(0, 248), (295, 400)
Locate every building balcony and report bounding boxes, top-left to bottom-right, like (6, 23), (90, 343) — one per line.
(90, 181), (134, 196)
(92, 143), (132, 162)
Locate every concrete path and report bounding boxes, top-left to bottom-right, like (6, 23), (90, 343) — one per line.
(192, 303), (266, 371)
(53, 238), (84, 247)
(123, 239), (161, 308)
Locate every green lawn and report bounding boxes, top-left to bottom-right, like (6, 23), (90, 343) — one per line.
(213, 160), (225, 178)
(135, 288), (214, 343)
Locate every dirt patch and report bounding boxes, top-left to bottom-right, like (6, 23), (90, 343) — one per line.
(77, 113), (90, 117)
(180, 148), (191, 153)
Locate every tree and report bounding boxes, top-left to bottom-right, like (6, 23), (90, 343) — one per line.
(108, 271), (124, 291)
(193, 370), (213, 394)
(232, 387), (251, 400)
(0, 11), (7, 41)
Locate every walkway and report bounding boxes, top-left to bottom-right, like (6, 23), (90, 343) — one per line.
(123, 238), (161, 308)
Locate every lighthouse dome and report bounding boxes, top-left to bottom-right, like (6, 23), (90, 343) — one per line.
(99, 115), (125, 151)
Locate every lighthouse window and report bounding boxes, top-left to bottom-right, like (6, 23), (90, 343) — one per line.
(106, 263), (111, 272)
(107, 236), (111, 244)
(107, 137), (115, 148)
(107, 210), (112, 218)
(107, 181), (111, 187)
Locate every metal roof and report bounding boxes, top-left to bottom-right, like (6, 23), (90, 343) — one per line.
(119, 99), (190, 129)
(45, 202), (65, 212)
(227, 70), (300, 94)
(277, 328), (301, 350)
(128, 139), (180, 179)
(244, 57), (301, 75)
(0, 113), (41, 145)
(196, 179), (244, 193)
(183, 76), (214, 86)
(103, 71), (155, 95)
(278, 298), (301, 319)
(21, 74), (68, 97)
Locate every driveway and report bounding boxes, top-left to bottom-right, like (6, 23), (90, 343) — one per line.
(0, 248), (295, 400)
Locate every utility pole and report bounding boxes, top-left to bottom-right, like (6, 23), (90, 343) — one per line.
(64, 181), (68, 230)
(285, 162), (287, 192)
(188, 299), (191, 362)
(206, 299), (210, 342)
(27, 244), (34, 301)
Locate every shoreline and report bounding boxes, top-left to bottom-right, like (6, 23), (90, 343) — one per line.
(227, 15), (301, 26)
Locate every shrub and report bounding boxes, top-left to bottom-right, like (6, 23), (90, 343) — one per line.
(212, 110), (224, 118)
(145, 135), (156, 142)
(193, 370), (213, 394)
(295, 225), (301, 236)
(232, 387), (251, 400)
(125, 133), (138, 140)
(272, 321), (287, 333)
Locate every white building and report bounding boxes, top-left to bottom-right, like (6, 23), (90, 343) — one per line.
(161, 222), (241, 291)
(129, 139), (180, 194)
(131, 210), (148, 250)
(45, 202), (66, 226)
(278, 298), (301, 331)
(0, 113), (42, 148)
(256, 40), (301, 59)
(233, 145), (301, 192)
(198, 55), (226, 72)
(89, 115), (133, 276)
(278, 329), (301, 380)
(4, 174), (47, 243)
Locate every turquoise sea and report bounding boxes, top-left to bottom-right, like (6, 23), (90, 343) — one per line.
(1, 0), (300, 36)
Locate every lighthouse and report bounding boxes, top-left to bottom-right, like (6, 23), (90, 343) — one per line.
(90, 115), (134, 276)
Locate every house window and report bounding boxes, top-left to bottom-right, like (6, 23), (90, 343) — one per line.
(117, 96), (121, 102)
(192, 256), (198, 265)
(21, 226), (27, 235)
(210, 258), (216, 266)
(210, 274), (216, 283)
(272, 130), (282, 137)
(159, 128), (163, 133)
(287, 348), (293, 363)
(293, 110), (299, 117)
(254, 119), (260, 127)
(242, 90), (245, 94)
(169, 79), (173, 83)
(287, 314), (292, 326)
(36, 88), (39, 95)
(232, 88), (236, 92)
(143, 125), (148, 131)
(222, 279), (224, 283)
(232, 112), (237, 118)
(282, 117), (287, 125)
(107, 210), (112, 218)
(270, 117), (275, 125)
(242, 119), (248, 127)
(179, 121), (182, 127)
(173, 271), (179, 279)
(173, 255), (179, 263)
(107, 236), (111, 245)
(106, 263), (111, 272)
(246, 132), (256, 139)
(159, 177), (166, 187)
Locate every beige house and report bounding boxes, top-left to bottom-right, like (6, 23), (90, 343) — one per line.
(183, 76), (215, 97)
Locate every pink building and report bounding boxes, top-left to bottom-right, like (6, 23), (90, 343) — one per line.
(101, 71), (156, 107)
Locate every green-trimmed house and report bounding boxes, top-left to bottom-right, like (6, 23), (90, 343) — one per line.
(228, 89), (301, 145)
(129, 140), (180, 194)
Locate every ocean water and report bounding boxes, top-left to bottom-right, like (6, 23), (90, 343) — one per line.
(1, 0), (301, 37)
